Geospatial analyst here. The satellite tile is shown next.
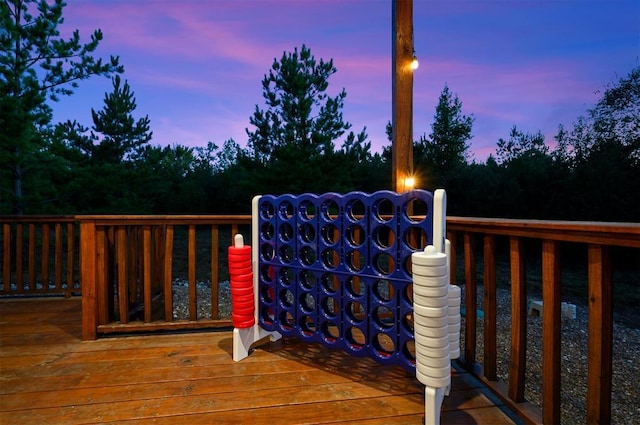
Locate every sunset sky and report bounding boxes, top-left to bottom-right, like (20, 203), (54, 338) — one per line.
(52, 0), (639, 161)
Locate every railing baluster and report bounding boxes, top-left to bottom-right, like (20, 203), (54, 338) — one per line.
(463, 232), (477, 368)
(587, 244), (612, 424)
(188, 225), (197, 321)
(542, 239), (561, 424)
(42, 223), (50, 291)
(211, 225), (219, 320)
(143, 226), (152, 323)
(16, 224), (23, 291)
(508, 236), (527, 402)
(3, 224), (11, 291)
(164, 225), (174, 322)
(66, 223), (74, 297)
(483, 234), (497, 380)
(28, 223), (35, 291)
(96, 228), (108, 325)
(117, 226), (129, 324)
(55, 223), (63, 291)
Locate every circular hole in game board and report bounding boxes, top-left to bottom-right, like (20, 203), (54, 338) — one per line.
(347, 301), (365, 323)
(279, 222), (294, 242)
(374, 279), (395, 302)
(299, 200), (316, 220)
(321, 248), (339, 269)
(299, 223), (316, 243)
(299, 246), (316, 266)
(403, 340), (416, 361)
(374, 306), (394, 329)
(280, 311), (294, 329)
(404, 197), (428, 223)
(260, 202), (275, 219)
(346, 250), (365, 272)
(260, 244), (274, 261)
(321, 199), (339, 221)
(321, 224), (339, 244)
(322, 296), (339, 318)
(373, 225), (395, 249)
(260, 222), (274, 240)
(346, 224), (365, 247)
(279, 201), (294, 220)
(403, 311), (414, 333)
(300, 270), (317, 289)
(260, 264), (274, 283)
(260, 284), (274, 303)
(373, 333), (395, 357)
(404, 226), (426, 250)
(300, 292), (316, 313)
(321, 321), (340, 342)
(321, 273), (340, 294)
(405, 283), (414, 303)
(374, 252), (395, 275)
(300, 315), (316, 335)
(373, 198), (394, 222)
(260, 306), (275, 325)
(278, 245), (294, 264)
(279, 289), (294, 308)
(403, 256), (413, 277)
(279, 267), (294, 286)
(346, 275), (365, 297)
(346, 327), (366, 350)
(346, 199), (366, 221)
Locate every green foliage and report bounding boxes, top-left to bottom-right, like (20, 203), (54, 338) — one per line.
(0, 0), (122, 213)
(244, 44), (371, 195)
(496, 126), (547, 164)
(51, 76), (153, 213)
(414, 84), (474, 190)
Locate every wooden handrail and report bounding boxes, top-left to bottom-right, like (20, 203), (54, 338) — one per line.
(447, 217), (639, 425)
(75, 215), (252, 340)
(1, 216), (78, 297)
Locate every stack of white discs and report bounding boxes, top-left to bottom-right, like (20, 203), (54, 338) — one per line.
(448, 284), (461, 359)
(412, 245), (450, 388)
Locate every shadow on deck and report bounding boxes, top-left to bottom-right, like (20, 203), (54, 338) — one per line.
(0, 298), (522, 424)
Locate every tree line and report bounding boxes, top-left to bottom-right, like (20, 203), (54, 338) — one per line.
(2, 0), (638, 221)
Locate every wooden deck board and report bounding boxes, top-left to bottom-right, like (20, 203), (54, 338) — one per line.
(0, 298), (521, 424)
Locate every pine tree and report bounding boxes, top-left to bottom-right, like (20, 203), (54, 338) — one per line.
(0, 0), (122, 213)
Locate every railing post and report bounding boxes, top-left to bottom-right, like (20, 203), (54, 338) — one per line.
(80, 219), (98, 340)
(508, 237), (527, 402)
(483, 235), (497, 380)
(587, 244), (612, 424)
(542, 239), (561, 424)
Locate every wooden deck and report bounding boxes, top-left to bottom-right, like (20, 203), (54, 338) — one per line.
(0, 298), (521, 424)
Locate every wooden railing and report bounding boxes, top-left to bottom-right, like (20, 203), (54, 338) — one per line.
(446, 217), (640, 425)
(2, 214), (638, 424)
(76, 215), (251, 340)
(1, 216), (79, 297)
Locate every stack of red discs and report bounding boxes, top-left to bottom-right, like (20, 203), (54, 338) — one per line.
(228, 243), (255, 328)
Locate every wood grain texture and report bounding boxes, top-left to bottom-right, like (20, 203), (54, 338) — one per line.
(0, 298), (519, 425)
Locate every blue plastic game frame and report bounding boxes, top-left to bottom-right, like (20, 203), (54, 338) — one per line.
(255, 190), (436, 372)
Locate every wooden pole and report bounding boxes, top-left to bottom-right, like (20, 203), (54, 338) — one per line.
(392, 0), (414, 193)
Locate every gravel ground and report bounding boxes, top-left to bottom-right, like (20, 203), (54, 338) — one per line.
(173, 280), (639, 424)
(460, 285), (640, 425)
